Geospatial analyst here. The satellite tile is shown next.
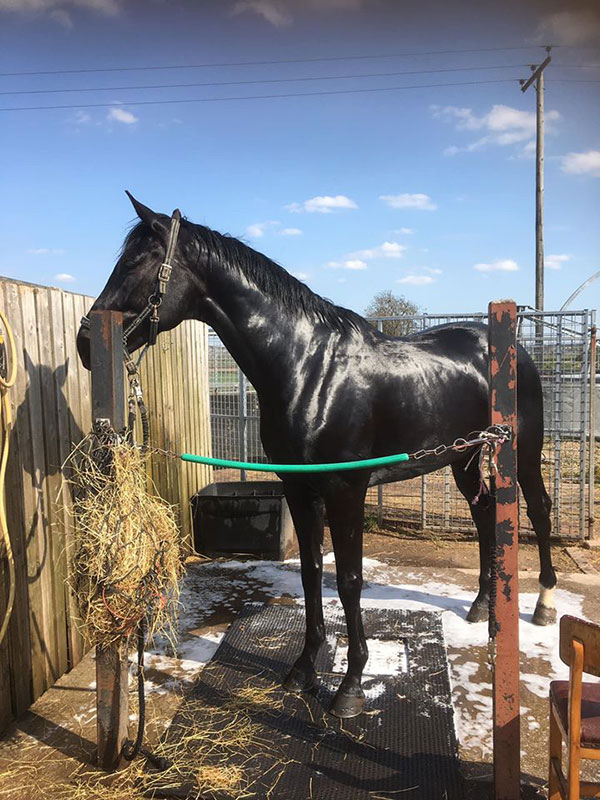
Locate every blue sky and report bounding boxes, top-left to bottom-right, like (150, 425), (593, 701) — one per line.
(1, 0), (599, 316)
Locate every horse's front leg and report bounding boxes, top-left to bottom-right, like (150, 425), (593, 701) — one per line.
(282, 482), (325, 694)
(325, 478), (369, 718)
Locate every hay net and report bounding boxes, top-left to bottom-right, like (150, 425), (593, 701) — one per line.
(64, 425), (183, 649)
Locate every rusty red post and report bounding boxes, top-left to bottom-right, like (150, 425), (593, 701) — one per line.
(488, 300), (520, 799)
(90, 310), (128, 771)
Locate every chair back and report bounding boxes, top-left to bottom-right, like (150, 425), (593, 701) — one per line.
(559, 615), (600, 677)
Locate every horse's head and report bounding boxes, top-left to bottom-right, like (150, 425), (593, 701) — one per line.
(77, 192), (202, 369)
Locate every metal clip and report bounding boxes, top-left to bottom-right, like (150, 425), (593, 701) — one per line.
(124, 357), (139, 377)
(148, 308), (160, 346)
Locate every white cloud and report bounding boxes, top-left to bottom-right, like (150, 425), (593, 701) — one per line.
(285, 195), (358, 214)
(397, 275), (434, 286)
(519, 140), (537, 159)
(229, 0), (362, 27)
(546, 254), (571, 271)
(53, 273), (75, 282)
(561, 150), (600, 177)
(536, 9), (600, 46)
(71, 110), (91, 125)
(107, 107), (138, 125)
(0, 0), (119, 15)
(230, 0), (292, 26)
(379, 193), (436, 211)
(28, 247), (65, 255)
(351, 241), (406, 260)
(433, 103), (560, 155)
(327, 259), (367, 271)
(49, 8), (72, 27)
(391, 227), (414, 235)
(246, 223), (268, 238)
(291, 271), (309, 280)
(246, 221), (303, 238)
(424, 267), (443, 275)
(473, 259), (519, 273)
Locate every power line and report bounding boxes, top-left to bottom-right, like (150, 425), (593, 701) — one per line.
(0, 77), (520, 113)
(0, 45), (558, 78)
(0, 63), (531, 96)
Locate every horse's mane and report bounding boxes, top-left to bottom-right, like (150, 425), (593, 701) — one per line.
(189, 222), (373, 335)
(121, 218), (373, 335)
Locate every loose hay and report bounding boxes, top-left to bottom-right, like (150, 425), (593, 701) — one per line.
(0, 676), (291, 800)
(64, 438), (183, 648)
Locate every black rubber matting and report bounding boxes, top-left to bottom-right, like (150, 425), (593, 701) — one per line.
(161, 603), (463, 800)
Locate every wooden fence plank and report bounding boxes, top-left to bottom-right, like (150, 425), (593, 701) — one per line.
(35, 288), (69, 681)
(48, 289), (79, 670)
(0, 281), (33, 720)
(18, 284), (56, 697)
(61, 291), (89, 667)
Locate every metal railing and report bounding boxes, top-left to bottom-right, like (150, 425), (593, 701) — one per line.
(208, 308), (597, 541)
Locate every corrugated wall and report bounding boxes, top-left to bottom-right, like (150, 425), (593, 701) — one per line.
(0, 276), (212, 733)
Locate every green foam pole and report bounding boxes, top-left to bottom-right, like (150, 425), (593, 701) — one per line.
(180, 452), (410, 473)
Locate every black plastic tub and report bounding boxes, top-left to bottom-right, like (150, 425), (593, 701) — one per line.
(190, 481), (294, 561)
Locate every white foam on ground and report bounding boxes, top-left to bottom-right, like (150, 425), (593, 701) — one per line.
(175, 556), (588, 760)
(332, 638), (408, 677)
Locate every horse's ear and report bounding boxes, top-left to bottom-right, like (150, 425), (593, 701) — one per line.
(125, 190), (168, 239)
(55, 357), (68, 387)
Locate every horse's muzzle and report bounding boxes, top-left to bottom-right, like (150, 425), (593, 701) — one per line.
(76, 325), (91, 370)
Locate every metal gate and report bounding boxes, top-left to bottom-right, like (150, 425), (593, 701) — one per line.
(208, 309), (597, 541)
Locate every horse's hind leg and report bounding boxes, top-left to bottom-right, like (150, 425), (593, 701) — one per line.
(451, 459), (496, 623)
(518, 460), (557, 625)
(325, 478), (369, 719)
(282, 482), (326, 693)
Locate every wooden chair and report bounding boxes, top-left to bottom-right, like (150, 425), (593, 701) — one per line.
(549, 615), (600, 799)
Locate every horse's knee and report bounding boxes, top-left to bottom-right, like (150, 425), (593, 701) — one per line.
(527, 494), (552, 530)
(337, 570), (362, 598)
(306, 622), (325, 650)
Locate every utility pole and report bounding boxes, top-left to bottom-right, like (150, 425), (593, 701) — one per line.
(520, 47), (551, 337)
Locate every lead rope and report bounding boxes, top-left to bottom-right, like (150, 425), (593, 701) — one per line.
(0, 309), (17, 647)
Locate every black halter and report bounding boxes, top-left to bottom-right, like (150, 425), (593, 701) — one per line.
(80, 207), (182, 348)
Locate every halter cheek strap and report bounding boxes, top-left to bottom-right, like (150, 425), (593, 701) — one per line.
(148, 209), (181, 345)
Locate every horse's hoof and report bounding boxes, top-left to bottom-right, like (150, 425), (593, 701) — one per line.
(283, 667), (317, 694)
(532, 604), (557, 626)
(466, 602), (489, 623)
(330, 688), (365, 719)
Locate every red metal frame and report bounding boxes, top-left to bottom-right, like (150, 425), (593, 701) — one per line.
(488, 301), (521, 799)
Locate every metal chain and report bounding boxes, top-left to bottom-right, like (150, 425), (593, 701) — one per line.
(407, 424), (512, 461)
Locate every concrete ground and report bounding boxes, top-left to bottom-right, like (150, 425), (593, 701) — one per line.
(0, 534), (599, 799)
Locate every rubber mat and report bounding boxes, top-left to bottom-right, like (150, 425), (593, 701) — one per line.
(161, 603), (463, 800)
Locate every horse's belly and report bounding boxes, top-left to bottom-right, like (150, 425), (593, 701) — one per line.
(367, 447), (473, 487)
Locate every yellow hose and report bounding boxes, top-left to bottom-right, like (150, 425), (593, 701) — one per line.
(0, 308), (17, 646)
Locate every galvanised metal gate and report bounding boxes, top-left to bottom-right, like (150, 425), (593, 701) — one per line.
(208, 309), (597, 541)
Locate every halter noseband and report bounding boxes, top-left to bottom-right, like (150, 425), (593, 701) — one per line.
(80, 207), (182, 348)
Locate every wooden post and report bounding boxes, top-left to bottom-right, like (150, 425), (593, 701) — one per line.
(488, 301), (520, 800)
(90, 310), (128, 771)
(520, 49), (551, 341)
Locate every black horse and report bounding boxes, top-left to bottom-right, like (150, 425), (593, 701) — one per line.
(77, 193), (557, 719)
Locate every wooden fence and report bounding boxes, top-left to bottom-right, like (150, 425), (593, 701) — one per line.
(0, 276), (212, 734)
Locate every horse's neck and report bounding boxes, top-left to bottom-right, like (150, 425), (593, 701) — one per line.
(199, 267), (317, 396)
